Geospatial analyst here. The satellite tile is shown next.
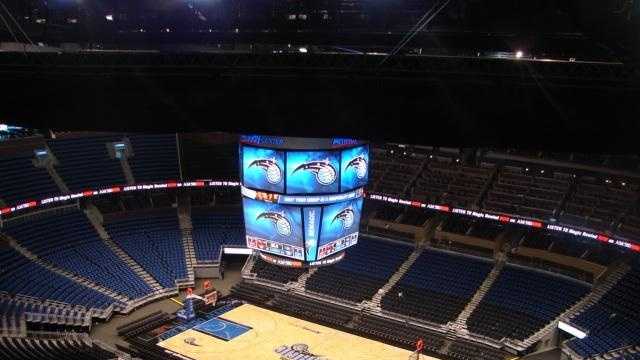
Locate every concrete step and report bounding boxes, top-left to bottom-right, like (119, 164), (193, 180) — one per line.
(295, 268), (318, 289)
(368, 248), (423, 306)
(119, 158), (136, 185)
(177, 194), (196, 285)
(452, 260), (504, 329)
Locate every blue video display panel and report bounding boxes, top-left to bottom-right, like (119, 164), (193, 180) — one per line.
(317, 197), (363, 259)
(243, 197), (305, 260)
(286, 151), (341, 194)
(241, 146), (286, 193)
(302, 207), (321, 262)
(340, 145), (369, 192)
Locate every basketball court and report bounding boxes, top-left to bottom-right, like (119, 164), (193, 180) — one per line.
(157, 304), (441, 360)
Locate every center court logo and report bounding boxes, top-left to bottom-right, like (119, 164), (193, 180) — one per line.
(274, 343), (328, 360)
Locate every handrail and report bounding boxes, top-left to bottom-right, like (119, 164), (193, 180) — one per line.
(586, 344), (637, 360)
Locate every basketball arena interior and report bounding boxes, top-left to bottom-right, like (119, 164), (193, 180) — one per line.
(0, 129), (636, 360)
(0, 1), (639, 359)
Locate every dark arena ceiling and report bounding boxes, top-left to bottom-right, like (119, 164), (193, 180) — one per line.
(0, 0), (639, 149)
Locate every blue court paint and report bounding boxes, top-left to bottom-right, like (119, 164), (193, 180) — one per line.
(193, 318), (252, 341)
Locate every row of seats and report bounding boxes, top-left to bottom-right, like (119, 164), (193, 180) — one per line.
(608, 350), (640, 360)
(105, 209), (188, 288)
(0, 247), (116, 310)
(369, 149), (424, 197)
(0, 134), (181, 208)
(305, 237), (413, 303)
(231, 281), (511, 360)
(436, 215), (504, 245)
(381, 249), (493, 324)
(354, 314), (446, 353)
(483, 167), (570, 221)
(398, 207), (437, 226)
(510, 227), (623, 270)
(467, 265), (590, 340)
(431, 237), (495, 259)
(619, 210), (640, 240)
(374, 204), (405, 222)
(369, 146), (640, 242)
(3, 210), (153, 299)
(507, 254), (594, 283)
(241, 230), (597, 344)
(0, 296), (88, 329)
(0, 152), (59, 205)
(567, 261), (640, 358)
(270, 293), (356, 328)
(252, 258), (306, 284)
(561, 177), (638, 233)
(412, 160), (493, 208)
(0, 335), (118, 360)
(230, 281), (279, 304)
(191, 208), (244, 263)
(448, 340), (511, 360)
(127, 134), (180, 183)
(47, 135), (127, 193)
(509, 151), (640, 172)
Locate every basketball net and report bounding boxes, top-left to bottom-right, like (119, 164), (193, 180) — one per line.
(408, 350), (420, 360)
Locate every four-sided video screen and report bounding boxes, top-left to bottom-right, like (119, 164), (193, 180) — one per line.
(240, 137), (369, 263)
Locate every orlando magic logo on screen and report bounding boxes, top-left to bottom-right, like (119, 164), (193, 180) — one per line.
(332, 207), (355, 230)
(346, 154), (367, 179)
(293, 159), (337, 186)
(249, 158), (283, 184)
(257, 212), (292, 237)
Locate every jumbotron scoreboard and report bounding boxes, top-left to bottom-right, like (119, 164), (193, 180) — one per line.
(239, 135), (369, 267)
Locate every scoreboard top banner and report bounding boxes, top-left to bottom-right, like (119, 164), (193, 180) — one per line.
(240, 140), (369, 195)
(241, 186), (364, 205)
(240, 135), (365, 150)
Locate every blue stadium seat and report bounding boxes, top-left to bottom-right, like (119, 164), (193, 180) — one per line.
(105, 209), (187, 288)
(47, 136), (126, 192)
(0, 247), (116, 310)
(191, 208), (244, 263)
(305, 237), (413, 303)
(3, 210), (153, 299)
(467, 265), (590, 340)
(0, 153), (59, 204)
(382, 249), (493, 324)
(127, 134), (180, 183)
(567, 261), (640, 357)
